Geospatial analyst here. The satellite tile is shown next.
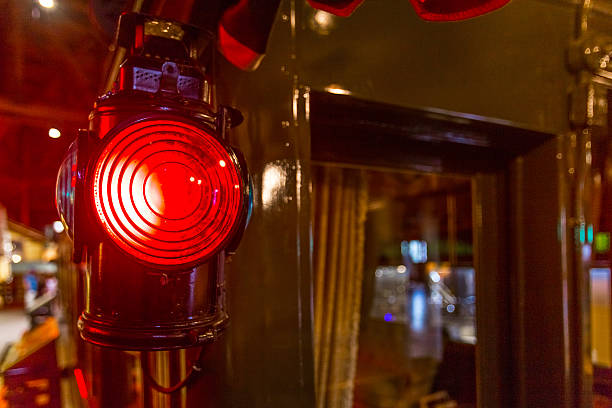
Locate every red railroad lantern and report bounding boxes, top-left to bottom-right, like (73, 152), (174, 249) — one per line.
(56, 14), (251, 350)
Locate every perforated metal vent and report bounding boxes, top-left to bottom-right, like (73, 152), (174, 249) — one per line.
(177, 76), (200, 100)
(133, 68), (161, 93)
(130, 68), (202, 100)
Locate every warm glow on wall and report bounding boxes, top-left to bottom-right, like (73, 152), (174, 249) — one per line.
(324, 85), (351, 96)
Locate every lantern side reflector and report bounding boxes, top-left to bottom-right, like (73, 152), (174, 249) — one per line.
(56, 141), (78, 238)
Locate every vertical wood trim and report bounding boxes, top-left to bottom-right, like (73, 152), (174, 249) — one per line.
(508, 136), (586, 408)
(472, 172), (512, 408)
(510, 157), (527, 408)
(447, 194), (458, 266)
(314, 167), (331, 390)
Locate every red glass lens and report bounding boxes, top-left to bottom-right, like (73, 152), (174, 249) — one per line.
(408, 0), (510, 21)
(92, 118), (244, 267)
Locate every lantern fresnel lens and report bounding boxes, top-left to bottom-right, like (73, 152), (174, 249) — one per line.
(55, 13), (250, 350)
(92, 118), (245, 267)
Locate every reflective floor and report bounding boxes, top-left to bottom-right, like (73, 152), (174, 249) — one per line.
(0, 308), (29, 353)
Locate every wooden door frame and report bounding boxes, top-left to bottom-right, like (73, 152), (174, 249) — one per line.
(310, 91), (582, 407)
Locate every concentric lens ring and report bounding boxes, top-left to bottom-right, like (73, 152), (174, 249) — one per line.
(92, 118), (244, 267)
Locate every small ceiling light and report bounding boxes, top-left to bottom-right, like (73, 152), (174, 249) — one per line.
(53, 220), (65, 234)
(11, 254), (22, 264)
(48, 128), (61, 139)
(38, 0), (55, 9)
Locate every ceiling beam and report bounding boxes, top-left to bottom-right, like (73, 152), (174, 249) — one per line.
(0, 97), (87, 124)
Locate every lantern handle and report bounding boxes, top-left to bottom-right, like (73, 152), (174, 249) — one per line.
(140, 348), (205, 394)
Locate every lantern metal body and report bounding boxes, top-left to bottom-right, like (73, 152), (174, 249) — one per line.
(56, 14), (250, 350)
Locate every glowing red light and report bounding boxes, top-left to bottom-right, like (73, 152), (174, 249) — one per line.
(408, 0), (510, 21)
(92, 118), (244, 267)
(74, 368), (88, 399)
